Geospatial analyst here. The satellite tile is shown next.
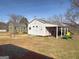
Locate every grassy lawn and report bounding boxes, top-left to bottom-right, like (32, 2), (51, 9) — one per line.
(0, 33), (79, 59)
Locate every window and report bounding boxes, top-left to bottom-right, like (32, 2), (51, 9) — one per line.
(33, 26), (35, 27)
(36, 26), (38, 28)
(29, 27), (31, 30)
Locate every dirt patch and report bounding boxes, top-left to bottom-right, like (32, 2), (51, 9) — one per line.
(72, 35), (79, 40)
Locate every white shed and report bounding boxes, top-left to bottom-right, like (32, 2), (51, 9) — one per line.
(28, 19), (68, 38)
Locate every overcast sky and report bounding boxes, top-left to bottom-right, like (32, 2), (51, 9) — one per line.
(0, 0), (71, 22)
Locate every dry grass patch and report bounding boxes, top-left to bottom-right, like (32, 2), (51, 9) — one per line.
(0, 34), (79, 59)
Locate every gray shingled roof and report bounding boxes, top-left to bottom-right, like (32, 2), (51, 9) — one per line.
(8, 17), (28, 27)
(32, 18), (53, 24)
(32, 19), (67, 27)
(37, 19), (52, 24)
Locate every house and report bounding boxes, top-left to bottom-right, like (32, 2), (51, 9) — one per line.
(8, 17), (28, 34)
(28, 19), (68, 38)
(0, 22), (7, 32)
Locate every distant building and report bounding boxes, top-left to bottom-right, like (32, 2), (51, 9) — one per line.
(8, 17), (28, 34)
(28, 19), (68, 38)
(0, 22), (7, 32)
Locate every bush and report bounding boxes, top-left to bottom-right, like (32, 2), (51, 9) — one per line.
(63, 35), (72, 40)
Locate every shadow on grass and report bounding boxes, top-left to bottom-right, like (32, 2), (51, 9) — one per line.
(0, 44), (54, 59)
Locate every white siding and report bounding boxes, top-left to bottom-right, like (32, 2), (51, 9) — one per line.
(28, 20), (46, 36)
(28, 20), (58, 36)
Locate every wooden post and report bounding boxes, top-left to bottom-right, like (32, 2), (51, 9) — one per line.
(67, 28), (68, 32)
(56, 26), (58, 39)
(64, 28), (66, 35)
(61, 27), (63, 37)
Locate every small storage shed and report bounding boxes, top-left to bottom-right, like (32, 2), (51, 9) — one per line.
(28, 19), (68, 38)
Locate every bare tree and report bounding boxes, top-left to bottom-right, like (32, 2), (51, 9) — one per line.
(72, 0), (79, 8)
(47, 15), (64, 25)
(9, 14), (29, 38)
(9, 14), (17, 38)
(65, 0), (79, 34)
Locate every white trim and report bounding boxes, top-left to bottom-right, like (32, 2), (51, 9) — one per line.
(56, 26), (58, 39)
